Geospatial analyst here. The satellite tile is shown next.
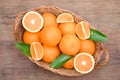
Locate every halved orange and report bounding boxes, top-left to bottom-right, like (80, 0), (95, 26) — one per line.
(57, 13), (74, 23)
(30, 42), (43, 60)
(76, 21), (90, 40)
(22, 11), (44, 32)
(74, 53), (95, 74)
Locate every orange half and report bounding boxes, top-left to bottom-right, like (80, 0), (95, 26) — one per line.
(57, 13), (74, 23)
(74, 53), (95, 74)
(76, 21), (90, 40)
(30, 42), (43, 60)
(22, 11), (44, 32)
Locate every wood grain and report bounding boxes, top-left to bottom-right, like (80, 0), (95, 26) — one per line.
(0, 0), (120, 80)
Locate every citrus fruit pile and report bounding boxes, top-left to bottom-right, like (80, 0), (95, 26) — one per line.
(16, 11), (108, 74)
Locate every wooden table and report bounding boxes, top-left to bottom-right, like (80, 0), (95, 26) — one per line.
(0, 0), (120, 80)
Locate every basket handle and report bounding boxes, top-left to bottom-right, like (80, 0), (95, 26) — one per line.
(95, 45), (109, 68)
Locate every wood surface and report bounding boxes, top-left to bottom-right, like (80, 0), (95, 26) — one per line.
(0, 0), (120, 80)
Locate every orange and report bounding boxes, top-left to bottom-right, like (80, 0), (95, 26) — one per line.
(42, 13), (58, 27)
(57, 13), (74, 23)
(76, 21), (90, 40)
(40, 27), (62, 46)
(42, 45), (60, 63)
(58, 22), (76, 35)
(74, 53), (95, 74)
(63, 58), (74, 69)
(22, 11), (44, 32)
(80, 40), (95, 55)
(59, 34), (81, 55)
(23, 31), (40, 44)
(30, 42), (43, 60)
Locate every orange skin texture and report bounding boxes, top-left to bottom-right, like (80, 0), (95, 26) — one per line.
(42, 45), (60, 63)
(40, 27), (62, 47)
(23, 31), (40, 44)
(59, 34), (81, 55)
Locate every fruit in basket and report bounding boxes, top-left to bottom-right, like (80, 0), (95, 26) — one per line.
(57, 13), (74, 23)
(23, 31), (40, 44)
(42, 13), (58, 27)
(79, 40), (95, 55)
(58, 22), (76, 35)
(63, 57), (74, 69)
(42, 45), (60, 63)
(22, 11), (44, 32)
(59, 34), (81, 56)
(50, 54), (73, 69)
(30, 42), (43, 60)
(14, 7), (109, 76)
(74, 53), (95, 74)
(40, 27), (62, 46)
(76, 21), (90, 40)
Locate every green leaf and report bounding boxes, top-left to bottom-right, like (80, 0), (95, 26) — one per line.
(89, 29), (109, 42)
(50, 54), (73, 69)
(16, 42), (31, 57)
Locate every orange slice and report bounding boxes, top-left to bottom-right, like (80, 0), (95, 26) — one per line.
(57, 13), (74, 23)
(76, 21), (90, 40)
(30, 42), (43, 60)
(74, 53), (95, 74)
(22, 11), (44, 32)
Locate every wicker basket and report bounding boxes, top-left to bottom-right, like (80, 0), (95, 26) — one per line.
(13, 6), (109, 76)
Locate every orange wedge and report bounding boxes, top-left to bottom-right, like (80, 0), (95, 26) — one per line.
(30, 42), (43, 60)
(74, 53), (95, 74)
(76, 21), (90, 40)
(57, 13), (74, 23)
(22, 11), (44, 32)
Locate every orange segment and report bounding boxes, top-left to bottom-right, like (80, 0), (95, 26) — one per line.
(30, 42), (43, 60)
(76, 21), (90, 40)
(80, 40), (96, 55)
(57, 13), (74, 23)
(74, 53), (95, 74)
(22, 11), (44, 32)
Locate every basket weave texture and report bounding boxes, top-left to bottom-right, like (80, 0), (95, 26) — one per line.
(14, 6), (109, 76)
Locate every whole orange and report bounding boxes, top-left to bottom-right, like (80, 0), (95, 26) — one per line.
(40, 27), (62, 47)
(42, 45), (60, 63)
(58, 22), (76, 35)
(23, 31), (40, 44)
(63, 57), (74, 69)
(59, 34), (81, 55)
(42, 13), (58, 27)
(79, 40), (95, 55)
